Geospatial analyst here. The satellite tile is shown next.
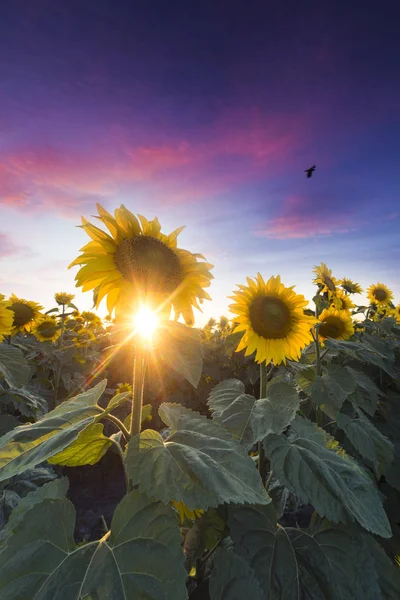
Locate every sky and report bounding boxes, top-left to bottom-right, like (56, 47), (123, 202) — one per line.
(1, 0), (399, 323)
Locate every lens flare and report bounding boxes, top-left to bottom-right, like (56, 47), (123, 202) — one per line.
(133, 305), (159, 340)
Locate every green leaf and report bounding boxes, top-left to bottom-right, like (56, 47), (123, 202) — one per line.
(124, 403), (152, 430)
(125, 404), (270, 510)
(384, 442), (400, 491)
(2, 387), (47, 418)
(324, 338), (399, 377)
(347, 367), (383, 415)
(311, 364), (356, 416)
(208, 378), (299, 448)
(102, 391), (130, 416)
(209, 548), (264, 600)
(67, 302), (79, 311)
(337, 409), (394, 478)
(228, 505), (382, 600)
(365, 536), (400, 599)
(0, 380), (106, 482)
(0, 489), (188, 599)
(48, 423), (112, 466)
(44, 307), (60, 315)
(155, 321), (203, 387)
(0, 477), (68, 546)
(0, 415), (20, 436)
(264, 416), (391, 537)
(0, 345), (29, 388)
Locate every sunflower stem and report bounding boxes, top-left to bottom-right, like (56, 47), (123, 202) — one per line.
(54, 305), (66, 406)
(130, 338), (147, 442)
(258, 362), (268, 486)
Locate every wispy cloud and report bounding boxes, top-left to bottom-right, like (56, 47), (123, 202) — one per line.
(255, 194), (356, 239)
(0, 109), (306, 216)
(0, 232), (24, 258)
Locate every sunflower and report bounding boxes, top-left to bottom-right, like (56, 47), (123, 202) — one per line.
(54, 292), (75, 306)
(229, 274), (315, 364)
(32, 317), (61, 343)
(116, 382), (133, 395)
(339, 278), (363, 295)
(73, 327), (96, 347)
(8, 294), (43, 333)
(0, 296), (13, 341)
(318, 307), (354, 341)
(313, 263), (338, 294)
(81, 311), (102, 327)
(172, 500), (203, 524)
(395, 305), (400, 324)
(69, 204), (213, 325)
(331, 290), (355, 312)
(367, 283), (394, 305)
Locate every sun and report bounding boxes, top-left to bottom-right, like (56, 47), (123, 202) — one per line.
(133, 305), (159, 340)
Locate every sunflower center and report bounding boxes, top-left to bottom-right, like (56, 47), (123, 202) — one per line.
(11, 302), (35, 327)
(319, 316), (345, 339)
(115, 236), (183, 296)
(374, 288), (388, 302)
(249, 295), (292, 339)
(37, 322), (57, 338)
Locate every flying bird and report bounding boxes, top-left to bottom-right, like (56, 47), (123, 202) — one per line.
(305, 165), (316, 178)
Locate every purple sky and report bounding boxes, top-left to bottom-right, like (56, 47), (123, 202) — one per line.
(1, 0), (399, 321)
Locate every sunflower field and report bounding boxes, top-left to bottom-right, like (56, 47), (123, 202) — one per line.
(0, 204), (400, 600)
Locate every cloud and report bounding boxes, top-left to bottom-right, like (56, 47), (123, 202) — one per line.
(0, 233), (24, 258)
(0, 109), (305, 215)
(255, 194), (356, 239)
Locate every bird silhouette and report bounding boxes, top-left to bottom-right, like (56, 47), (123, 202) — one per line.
(305, 165), (316, 178)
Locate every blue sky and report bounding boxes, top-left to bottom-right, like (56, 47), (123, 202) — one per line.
(1, 0), (399, 322)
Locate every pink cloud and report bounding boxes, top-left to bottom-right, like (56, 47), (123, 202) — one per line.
(0, 233), (23, 258)
(255, 194), (356, 239)
(0, 109), (306, 215)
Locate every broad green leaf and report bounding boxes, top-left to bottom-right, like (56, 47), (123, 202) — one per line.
(2, 387), (47, 418)
(347, 367), (383, 415)
(208, 379), (299, 448)
(0, 345), (29, 388)
(384, 442), (400, 491)
(209, 548), (264, 600)
(365, 536), (400, 599)
(311, 364), (356, 416)
(0, 477), (68, 546)
(125, 404), (270, 510)
(337, 409), (394, 477)
(154, 321), (203, 387)
(324, 338), (399, 377)
(0, 380), (106, 482)
(183, 509), (225, 570)
(124, 403), (152, 430)
(0, 415), (20, 436)
(264, 416), (391, 537)
(228, 504), (381, 600)
(48, 423), (112, 466)
(0, 489), (188, 599)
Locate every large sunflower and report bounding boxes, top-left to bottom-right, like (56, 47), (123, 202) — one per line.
(318, 307), (354, 341)
(229, 274), (315, 364)
(69, 204), (213, 325)
(8, 294), (43, 333)
(367, 283), (394, 305)
(0, 296), (13, 341)
(313, 263), (338, 294)
(32, 317), (61, 343)
(339, 278), (363, 295)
